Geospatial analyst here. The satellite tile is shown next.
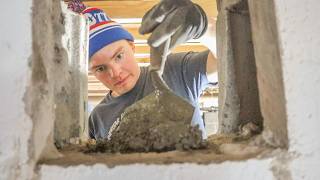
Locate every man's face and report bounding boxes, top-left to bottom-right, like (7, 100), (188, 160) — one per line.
(90, 40), (140, 97)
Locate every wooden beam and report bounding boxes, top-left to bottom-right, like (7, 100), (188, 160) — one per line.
(122, 23), (149, 40)
(83, 0), (217, 19)
(122, 24), (202, 42)
(88, 92), (107, 96)
(134, 43), (207, 54)
(88, 93), (108, 97)
(83, 1), (156, 19)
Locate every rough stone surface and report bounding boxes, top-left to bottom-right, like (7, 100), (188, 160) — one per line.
(88, 87), (205, 153)
(54, 4), (88, 148)
(0, 1), (86, 179)
(27, 0), (81, 162)
(248, 0), (288, 148)
(216, 0), (262, 133)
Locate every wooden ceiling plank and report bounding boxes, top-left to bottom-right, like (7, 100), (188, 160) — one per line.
(83, 1), (157, 19)
(134, 43), (207, 54)
(122, 23), (149, 40)
(83, 0), (217, 19)
(122, 24), (202, 43)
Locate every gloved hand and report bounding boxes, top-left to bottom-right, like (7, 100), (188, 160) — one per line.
(139, 0), (208, 50)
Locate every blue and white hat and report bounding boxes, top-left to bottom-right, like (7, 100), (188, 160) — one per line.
(82, 7), (134, 59)
(67, 1), (134, 59)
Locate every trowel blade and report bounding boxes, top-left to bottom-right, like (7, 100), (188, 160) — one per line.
(121, 38), (195, 128)
(122, 88), (195, 125)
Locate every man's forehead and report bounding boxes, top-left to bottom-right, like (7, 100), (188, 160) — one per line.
(89, 45), (124, 67)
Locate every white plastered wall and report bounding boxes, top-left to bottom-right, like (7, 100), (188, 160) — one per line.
(0, 0), (34, 179)
(275, 0), (320, 179)
(0, 0), (87, 179)
(0, 0), (320, 180)
(39, 0), (320, 179)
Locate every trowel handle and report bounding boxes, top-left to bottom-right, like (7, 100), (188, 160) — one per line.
(150, 37), (171, 76)
(150, 38), (171, 91)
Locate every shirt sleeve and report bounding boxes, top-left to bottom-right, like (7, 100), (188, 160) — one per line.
(164, 50), (210, 101)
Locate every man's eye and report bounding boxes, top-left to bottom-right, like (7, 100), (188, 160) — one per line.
(115, 52), (124, 61)
(95, 66), (106, 73)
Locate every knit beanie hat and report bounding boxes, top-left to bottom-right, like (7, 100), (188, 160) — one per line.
(68, 1), (134, 59)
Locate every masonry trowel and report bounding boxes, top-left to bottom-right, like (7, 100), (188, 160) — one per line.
(121, 37), (195, 126)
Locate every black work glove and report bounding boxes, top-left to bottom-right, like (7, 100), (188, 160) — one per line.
(139, 0), (208, 50)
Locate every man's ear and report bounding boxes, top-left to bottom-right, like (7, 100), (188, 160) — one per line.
(128, 40), (135, 52)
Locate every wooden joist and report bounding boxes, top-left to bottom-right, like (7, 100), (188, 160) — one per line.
(123, 23), (149, 40)
(122, 24), (204, 43)
(134, 43), (207, 54)
(83, 0), (217, 19)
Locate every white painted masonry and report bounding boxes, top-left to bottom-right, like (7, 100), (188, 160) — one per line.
(1, 0), (320, 180)
(39, 0), (320, 178)
(40, 160), (274, 180)
(0, 0), (34, 179)
(275, 0), (320, 179)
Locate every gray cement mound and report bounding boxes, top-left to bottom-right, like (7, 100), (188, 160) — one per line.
(87, 91), (207, 153)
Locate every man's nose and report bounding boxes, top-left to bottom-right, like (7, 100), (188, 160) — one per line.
(108, 64), (121, 78)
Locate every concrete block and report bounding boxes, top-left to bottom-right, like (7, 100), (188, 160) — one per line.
(216, 0), (262, 133)
(248, 0), (288, 148)
(54, 4), (88, 147)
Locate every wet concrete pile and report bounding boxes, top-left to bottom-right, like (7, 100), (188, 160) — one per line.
(87, 90), (207, 153)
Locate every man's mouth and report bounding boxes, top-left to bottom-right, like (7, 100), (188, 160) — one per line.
(114, 75), (129, 86)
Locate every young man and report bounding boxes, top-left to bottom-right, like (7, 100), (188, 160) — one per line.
(74, 0), (217, 140)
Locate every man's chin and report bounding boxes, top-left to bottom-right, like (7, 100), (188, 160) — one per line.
(116, 86), (134, 96)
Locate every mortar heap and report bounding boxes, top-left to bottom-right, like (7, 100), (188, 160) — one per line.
(87, 90), (207, 153)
